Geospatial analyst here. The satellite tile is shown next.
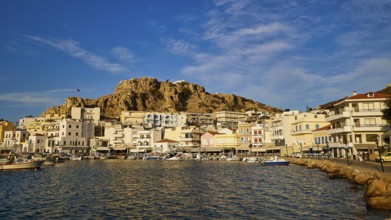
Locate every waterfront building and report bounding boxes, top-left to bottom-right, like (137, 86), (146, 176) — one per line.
(251, 123), (264, 148)
(104, 123), (126, 147)
(269, 110), (299, 152)
(201, 131), (219, 148)
(179, 126), (201, 150)
(27, 134), (47, 153)
(71, 107), (101, 125)
(291, 112), (329, 154)
(312, 125), (331, 154)
(0, 121), (15, 145)
(132, 128), (162, 152)
(237, 122), (254, 154)
(54, 119), (95, 154)
(214, 132), (239, 154)
(213, 111), (247, 129)
(153, 139), (179, 153)
(3, 129), (29, 152)
(326, 91), (391, 159)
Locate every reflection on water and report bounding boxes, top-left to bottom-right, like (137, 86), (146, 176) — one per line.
(0, 160), (389, 219)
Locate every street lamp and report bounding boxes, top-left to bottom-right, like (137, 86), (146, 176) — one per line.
(344, 144), (350, 166)
(317, 144), (320, 160)
(285, 144), (288, 157)
(376, 135), (384, 172)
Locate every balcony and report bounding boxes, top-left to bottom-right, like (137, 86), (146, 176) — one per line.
(353, 124), (386, 132)
(291, 129), (313, 135)
(351, 109), (382, 117)
(328, 126), (352, 135)
(326, 111), (350, 122)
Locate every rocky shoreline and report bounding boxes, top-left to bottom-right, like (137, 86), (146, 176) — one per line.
(287, 158), (391, 210)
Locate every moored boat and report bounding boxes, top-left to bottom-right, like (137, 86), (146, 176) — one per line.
(262, 156), (290, 166)
(0, 153), (44, 171)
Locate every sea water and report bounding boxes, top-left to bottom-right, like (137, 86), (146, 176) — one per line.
(0, 160), (389, 219)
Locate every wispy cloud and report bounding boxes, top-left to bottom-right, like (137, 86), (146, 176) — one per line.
(164, 39), (197, 56)
(167, 0), (391, 109)
(0, 89), (78, 106)
(112, 47), (136, 63)
(26, 36), (130, 74)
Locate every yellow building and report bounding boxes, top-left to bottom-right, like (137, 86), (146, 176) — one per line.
(312, 125), (331, 154)
(214, 133), (239, 151)
(291, 112), (329, 154)
(0, 121), (15, 144)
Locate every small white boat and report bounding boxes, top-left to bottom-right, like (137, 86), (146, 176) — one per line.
(69, 155), (82, 161)
(242, 157), (258, 163)
(262, 156), (290, 166)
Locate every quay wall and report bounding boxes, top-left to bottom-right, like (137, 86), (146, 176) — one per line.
(287, 158), (391, 210)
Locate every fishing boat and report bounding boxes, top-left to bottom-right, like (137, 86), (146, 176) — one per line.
(0, 154), (44, 170)
(262, 156), (290, 166)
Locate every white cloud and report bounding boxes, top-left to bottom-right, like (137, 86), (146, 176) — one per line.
(0, 89), (78, 106)
(27, 36), (130, 74)
(112, 47), (136, 63)
(165, 39), (197, 55)
(172, 0), (391, 110)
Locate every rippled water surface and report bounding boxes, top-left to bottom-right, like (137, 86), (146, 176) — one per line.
(0, 160), (389, 219)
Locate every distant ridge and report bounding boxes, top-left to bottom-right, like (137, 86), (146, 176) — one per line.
(41, 77), (281, 119)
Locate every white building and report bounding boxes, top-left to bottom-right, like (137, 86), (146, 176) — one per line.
(3, 130), (30, 151)
(55, 119), (95, 153)
(132, 129), (162, 152)
(71, 107), (101, 125)
(153, 139), (179, 153)
(269, 110), (299, 147)
(144, 112), (187, 128)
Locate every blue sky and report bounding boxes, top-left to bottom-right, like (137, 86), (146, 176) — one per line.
(1, 0), (391, 122)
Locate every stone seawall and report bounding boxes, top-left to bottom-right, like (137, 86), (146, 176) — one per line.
(288, 158), (391, 210)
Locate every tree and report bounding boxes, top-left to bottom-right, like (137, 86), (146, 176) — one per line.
(382, 98), (391, 125)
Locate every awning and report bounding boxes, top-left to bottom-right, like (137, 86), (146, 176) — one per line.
(130, 149), (145, 153)
(236, 143), (250, 150)
(113, 146), (127, 151)
(354, 144), (376, 150)
(96, 147), (110, 151)
(327, 143), (345, 148)
(251, 148), (266, 152)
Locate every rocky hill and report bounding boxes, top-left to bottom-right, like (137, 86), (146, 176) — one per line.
(41, 77), (281, 118)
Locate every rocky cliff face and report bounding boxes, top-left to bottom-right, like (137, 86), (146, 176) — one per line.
(41, 77), (281, 118)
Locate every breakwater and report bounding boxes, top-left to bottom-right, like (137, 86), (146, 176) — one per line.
(288, 158), (391, 210)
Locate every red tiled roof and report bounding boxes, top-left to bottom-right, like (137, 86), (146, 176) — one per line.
(206, 131), (220, 135)
(156, 138), (178, 143)
(347, 93), (391, 100)
(312, 125), (331, 132)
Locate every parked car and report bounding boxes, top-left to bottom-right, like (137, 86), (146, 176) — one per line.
(375, 152), (391, 162)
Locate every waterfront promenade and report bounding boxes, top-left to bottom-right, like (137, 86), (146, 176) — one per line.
(329, 158), (391, 176)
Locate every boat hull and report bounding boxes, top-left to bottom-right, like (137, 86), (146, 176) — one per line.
(0, 160), (45, 170)
(263, 161), (290, 166)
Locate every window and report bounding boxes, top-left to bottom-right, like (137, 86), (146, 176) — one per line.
(306, 124), (309, 130)
(76, 132), (79, 136)
(76, 125), (79, 128)
(366, 134), (377, 142)
(69, 125), (71, 128)
(315, 124), (319, 129)
(364, 118), (376, 126)
(68, 132), (71, 136)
